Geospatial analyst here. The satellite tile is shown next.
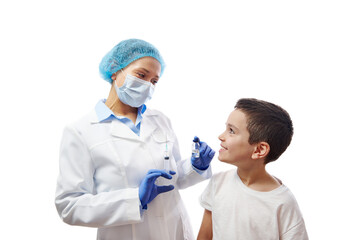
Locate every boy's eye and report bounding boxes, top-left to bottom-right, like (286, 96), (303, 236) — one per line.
(229, 128), (235, 134)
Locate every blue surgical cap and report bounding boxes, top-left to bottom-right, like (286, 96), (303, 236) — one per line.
(99, 39), (165, 84)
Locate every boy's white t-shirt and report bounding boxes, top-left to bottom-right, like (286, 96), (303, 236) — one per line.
(200, 169), (308, 240)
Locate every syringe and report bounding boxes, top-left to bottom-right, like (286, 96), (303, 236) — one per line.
(164, 136), (170, 172)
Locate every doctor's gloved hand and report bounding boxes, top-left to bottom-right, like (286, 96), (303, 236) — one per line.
(139, 169), (176, 210)
(191, 136), (216, 170)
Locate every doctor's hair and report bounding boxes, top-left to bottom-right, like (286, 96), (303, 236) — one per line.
(235, 98), (293, 164)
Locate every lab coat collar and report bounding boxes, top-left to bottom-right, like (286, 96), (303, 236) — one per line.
(93, 99), (147, 123)
(90, 111), (101, 124)
(110, 120), (142, 142)
(109, 109), (159, 142)
(90, 100), (153, 124)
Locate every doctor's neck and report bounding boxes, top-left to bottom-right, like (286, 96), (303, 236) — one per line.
(105, 84), (138, 122)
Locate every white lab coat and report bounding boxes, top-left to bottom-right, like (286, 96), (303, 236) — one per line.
(55, 107), (211, 240)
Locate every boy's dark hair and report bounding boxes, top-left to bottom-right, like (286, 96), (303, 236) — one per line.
(235, 98), (293, 164)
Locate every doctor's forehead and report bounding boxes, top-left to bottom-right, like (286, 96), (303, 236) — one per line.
(127, 57), (161, 75)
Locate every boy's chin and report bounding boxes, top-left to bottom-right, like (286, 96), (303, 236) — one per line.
(218, 156), (239, 167)
(218, 156), (229, 163)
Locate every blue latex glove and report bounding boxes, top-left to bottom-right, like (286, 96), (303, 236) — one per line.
(139, 169), (176, 210)
(191, 136), (215, 170)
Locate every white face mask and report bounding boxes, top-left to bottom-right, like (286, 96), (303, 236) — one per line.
(114, 73), (155, 107)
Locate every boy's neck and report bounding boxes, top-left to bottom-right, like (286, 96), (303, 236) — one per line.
(237, 165), (281, 192)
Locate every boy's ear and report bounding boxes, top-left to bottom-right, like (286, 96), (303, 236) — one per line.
(251, 142), (270, 160)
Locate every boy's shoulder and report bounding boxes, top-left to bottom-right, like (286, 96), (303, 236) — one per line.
(210, 170), (300, 203)
(212, 169), (237, 181)
(276, 185), (302, 209)
(209, 169), (238, 191)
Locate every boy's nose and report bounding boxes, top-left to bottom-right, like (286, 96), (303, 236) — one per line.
(218, 132), (225, 141)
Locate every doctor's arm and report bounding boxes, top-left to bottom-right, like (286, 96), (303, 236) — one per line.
(55, 126), (143, 228)
(173, 136), (214, 189)
(197, 209), (213, 240)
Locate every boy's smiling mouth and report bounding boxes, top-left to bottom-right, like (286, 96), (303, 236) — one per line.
(219, 145), (227, 152)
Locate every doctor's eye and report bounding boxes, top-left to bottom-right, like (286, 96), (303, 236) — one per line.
(151, 79), (158, 85)
(136, 72), (145, 78)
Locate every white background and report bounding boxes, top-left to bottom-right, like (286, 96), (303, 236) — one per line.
(1, 0), (360, 239)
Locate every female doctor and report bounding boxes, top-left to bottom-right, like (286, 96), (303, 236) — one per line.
(55, 39), (215, 240)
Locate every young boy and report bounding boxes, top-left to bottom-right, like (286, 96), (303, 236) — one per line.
(197, 98), (308, 240)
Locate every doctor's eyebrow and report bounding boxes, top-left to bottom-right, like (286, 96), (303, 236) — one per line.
(137, 67), (149, 73)
(136, 68), (160, 79)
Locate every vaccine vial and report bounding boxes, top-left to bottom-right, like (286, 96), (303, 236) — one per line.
(192, 141), (200, 158)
